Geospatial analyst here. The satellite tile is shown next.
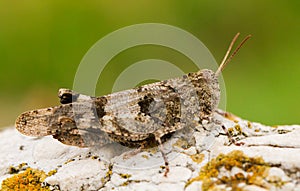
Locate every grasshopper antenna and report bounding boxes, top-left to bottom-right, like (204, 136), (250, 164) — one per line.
(215, 33), (252, 77)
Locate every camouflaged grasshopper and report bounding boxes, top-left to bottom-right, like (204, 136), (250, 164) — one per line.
(16, 33), (251, 176)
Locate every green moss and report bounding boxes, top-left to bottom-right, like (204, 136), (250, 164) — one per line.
(185, 150), (271, 191)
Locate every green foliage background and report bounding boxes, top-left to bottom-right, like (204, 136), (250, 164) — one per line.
(0, 1), (299, 127)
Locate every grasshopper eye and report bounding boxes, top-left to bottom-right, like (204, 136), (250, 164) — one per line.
(58, 88), (80, 104)
(59, 92), (73, 104)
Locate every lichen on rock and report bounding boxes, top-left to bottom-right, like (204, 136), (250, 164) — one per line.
(1, 111), (300, 190)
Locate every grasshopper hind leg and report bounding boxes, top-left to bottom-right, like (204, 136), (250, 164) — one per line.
(153, 133), (170, 177)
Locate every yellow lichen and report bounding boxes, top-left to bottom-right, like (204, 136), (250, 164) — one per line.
(101, 164), (113, 184)
(100, 177), (105, 184)
(119, 173), (132, 179)
(247, 121), (252, 128)
(190, 153), (205, 164)
(185, 150), (271, 191)
(144, 147), (158, 154)
(141, 154), (149, 159)
(120, 180), (140, 187)
(227, 127), (234, 136)
(173, 138), (189, 149)
(91, 155), (99, 160)
(121, 181), (129, 186)
(1, 168), (49, 191)
(64, 158), (75, 164)
(277, 129), (291, 134)
(8, 163), (28, 174)
(228, 124), (244, 137)
(224, 112), (239, 123)
(47, 169), (57, 176)
(234, 124), (242, 135)
(106, 168), (112, 177)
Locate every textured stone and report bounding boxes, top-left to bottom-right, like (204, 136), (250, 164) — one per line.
(1, 111), (300, 190)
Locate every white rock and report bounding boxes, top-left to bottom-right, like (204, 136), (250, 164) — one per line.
(279, 182), (296, 191)
(151, 166), (192, 183)
(243, 185), (268, 191)
(110, 173), (127, 186)
(1, 111), (300, 190)
(45, 159), (107, 190)
(185, 181), (202, 191)
(230, 166), (247, 178)
(126, 182), (159, 191)
(266, 167), (291, 182)
(158, 182), (185, 191)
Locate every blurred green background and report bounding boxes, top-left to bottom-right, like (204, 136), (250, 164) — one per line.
(0, 1), (299, 128)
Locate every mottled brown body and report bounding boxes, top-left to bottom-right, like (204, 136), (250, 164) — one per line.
(16, 69), (219, 148)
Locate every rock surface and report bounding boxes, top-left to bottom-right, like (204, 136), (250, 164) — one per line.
(1, 110), (300, 191)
